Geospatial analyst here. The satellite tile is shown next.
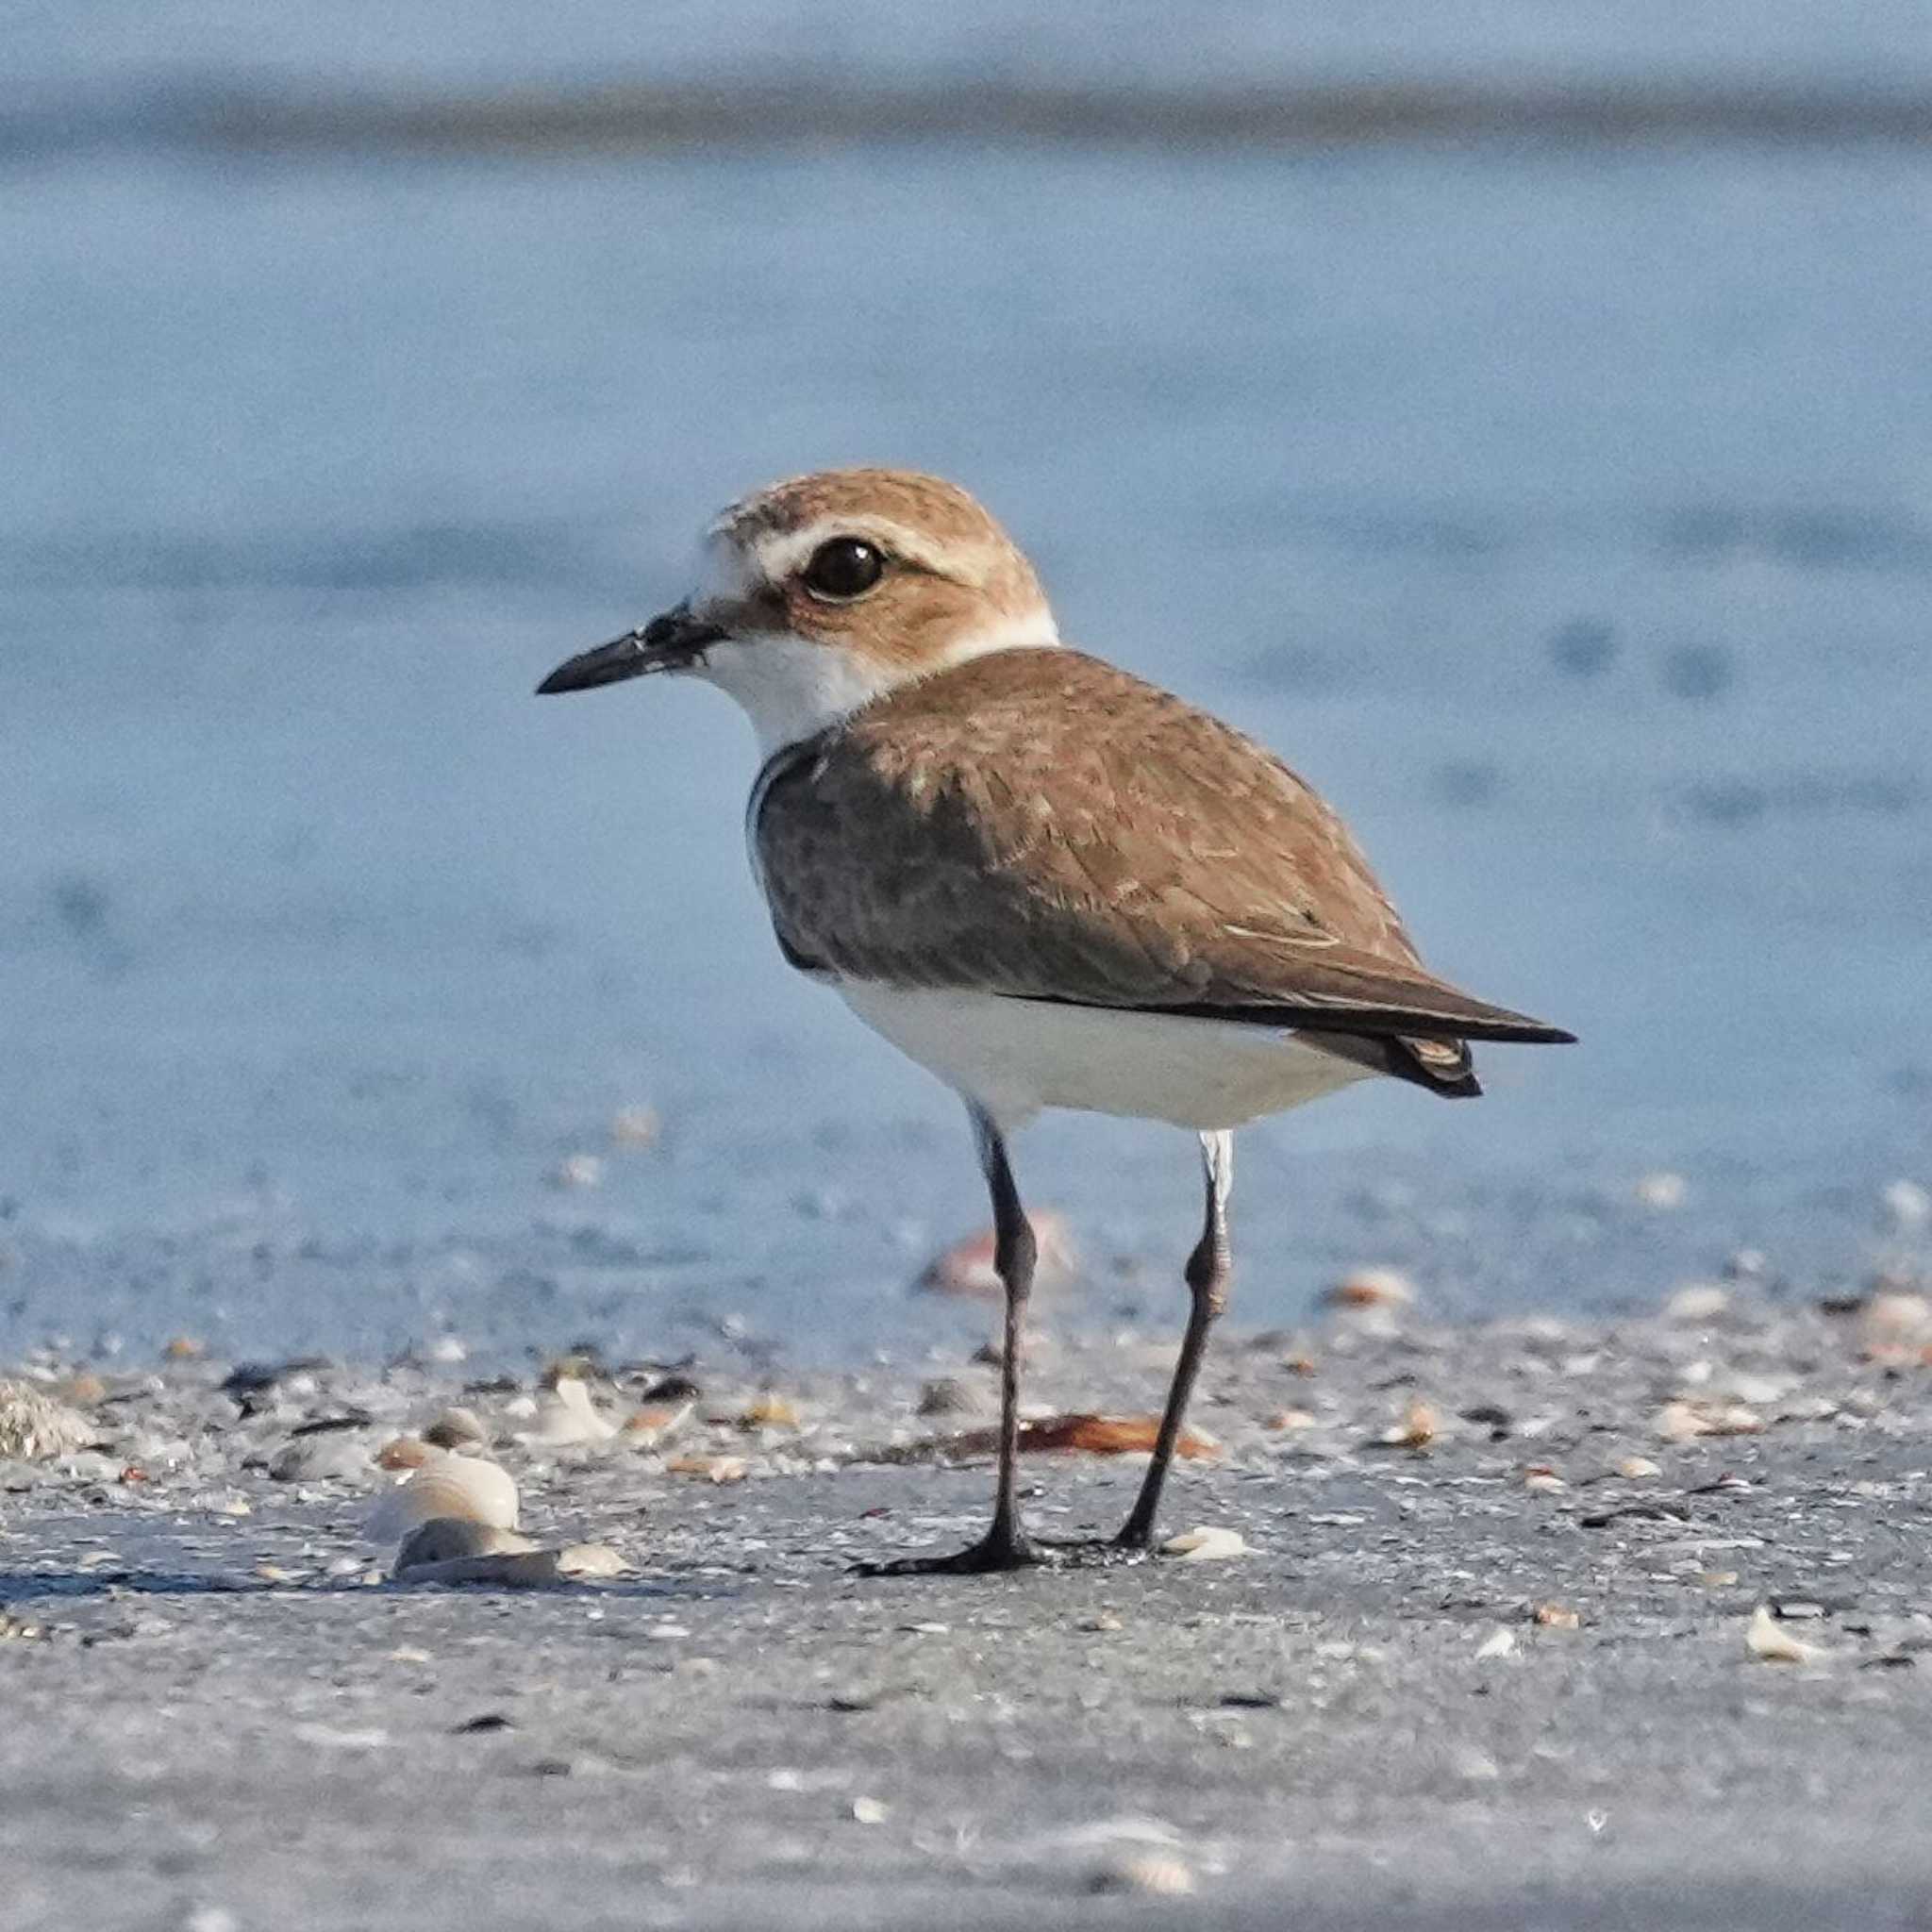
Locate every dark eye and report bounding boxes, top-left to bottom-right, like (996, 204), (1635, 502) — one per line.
(801, 537), (885, 601)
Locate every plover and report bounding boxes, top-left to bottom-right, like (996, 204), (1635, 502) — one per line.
(539, 469), (1574, 1573)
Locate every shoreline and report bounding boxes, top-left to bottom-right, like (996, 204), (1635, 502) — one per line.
(4, 1291), (1930, 1926)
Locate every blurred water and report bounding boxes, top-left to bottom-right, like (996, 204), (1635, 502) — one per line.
(2, 11), (1928, 1362)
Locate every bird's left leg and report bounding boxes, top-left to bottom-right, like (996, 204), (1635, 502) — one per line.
(1114, 1129), (1233, 1552)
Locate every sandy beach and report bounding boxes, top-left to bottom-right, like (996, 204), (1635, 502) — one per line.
(5, 1286), (1930, 1929)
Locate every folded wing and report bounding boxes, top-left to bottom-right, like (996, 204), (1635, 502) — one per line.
(754, 648), (1574, 1059)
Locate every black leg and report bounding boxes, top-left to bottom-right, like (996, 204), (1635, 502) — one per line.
(1115, 1131), (1233, 1551)
(857, 1104), (1045, 1576)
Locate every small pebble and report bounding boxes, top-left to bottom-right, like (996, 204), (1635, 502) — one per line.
(1634, 1172), (1688, 1211)
(610, 1105), (663, 1148)
(1665, 1283), (1729, 1323)
(1882, 1178), (1930, 1230)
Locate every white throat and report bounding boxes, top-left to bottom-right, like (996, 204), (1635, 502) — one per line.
(691, 617), (1060, 758)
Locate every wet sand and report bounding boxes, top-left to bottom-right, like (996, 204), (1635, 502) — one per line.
(4, 1291), (1930, 1929)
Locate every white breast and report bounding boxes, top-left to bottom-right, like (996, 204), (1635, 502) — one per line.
(834, 981), (1376, 1132)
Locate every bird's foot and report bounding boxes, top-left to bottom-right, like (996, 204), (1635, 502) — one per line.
(853, 1525), (1050, 1577)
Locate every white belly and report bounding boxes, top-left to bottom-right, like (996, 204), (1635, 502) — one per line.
(834, 981), (1376, 1131)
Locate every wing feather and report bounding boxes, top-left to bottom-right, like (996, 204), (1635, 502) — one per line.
(753, 649), (1574, 1048)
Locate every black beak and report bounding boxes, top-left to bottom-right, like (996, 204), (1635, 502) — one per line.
(535, 606), (727, 695)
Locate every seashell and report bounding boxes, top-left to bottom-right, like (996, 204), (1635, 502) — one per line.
(621, 1400), (692, 1449)
(554, 1542), (628, 1578)
(0, 1379), (96, 1461)
(376, 1436), (433, 1471)
(664, 1453), (747, 1483)
(917, 1211), (1076, 1298)
(1655, 1399), (1764, 1442)
(1861, 1291), (1932, 1348)
(1375, 1398), (1439, 1449)
(1159, 1525), (1248, 1562)
(1322, 1268), (1414, 1320)
(1746, 1604), (1832, 1665)
(367, 1452), (519, 1546)
(1474, 1627), (1517, 1659)
(393, 1518), (538, 1572)
(391, 1519), (565, 1586)
(1617, 1455), (1662, 1479)
(522, 1371), (620, 1447)
(1666, 1282), (1729, 1323)
(1533, 1603), (1581, 1629)
(1089, 1851), (1194, 1896)
(738, 1391), (800, 1431)
(422, 1407), (487, 1451)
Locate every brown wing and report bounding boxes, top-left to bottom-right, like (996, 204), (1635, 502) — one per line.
(754, 648), (1574, 1051)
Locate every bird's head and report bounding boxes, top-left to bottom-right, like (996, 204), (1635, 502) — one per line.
(538, 468), (1059, 752)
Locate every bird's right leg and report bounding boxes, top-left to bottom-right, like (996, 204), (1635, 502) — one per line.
(855, 1103), (1045, 1575)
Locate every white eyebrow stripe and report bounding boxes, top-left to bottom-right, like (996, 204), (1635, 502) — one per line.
(749, 517), (974, 585)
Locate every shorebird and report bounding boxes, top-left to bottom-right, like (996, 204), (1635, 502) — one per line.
(538, 469), (1574, 1573)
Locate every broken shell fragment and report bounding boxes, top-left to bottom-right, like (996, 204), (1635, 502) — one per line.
(917, 1211), (1076, 1297)
(622, 1400), (693, 1449)
(1655, 1399), (1765, 1442)
(737, 1392), (800, 1431)
(1159, 1525), (1248, 1562)
(1323, 1267), (1414, 1312)
(1746, 1604), (1832, 1665)
(888, 1413), (1219, 1464)
(1375, 1398), (1439, 1449)
(523, 1370), (621, 1447)
(664, 1453), (748, 1483)
(554, 1542), (630, 1579)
